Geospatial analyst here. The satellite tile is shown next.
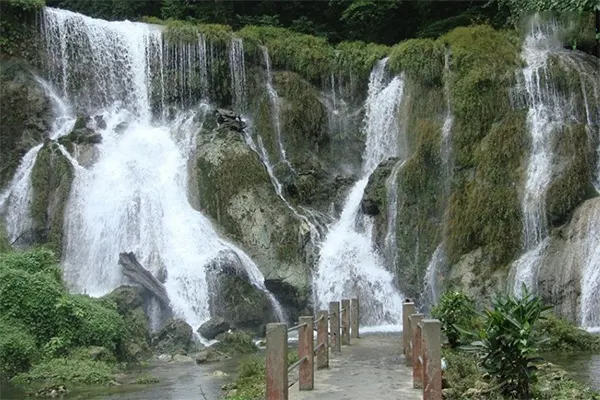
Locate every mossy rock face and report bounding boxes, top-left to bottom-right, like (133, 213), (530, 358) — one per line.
(152, 318), (193, 355)
(207, 273), (272, 334)
(362, 157), (399, 217)
(30, 142), (74, 255)
(102, 286), (151, 361)
(0, 57), (52, 187)
(545, 124), (597, 227)
(194, 118), (309, 294)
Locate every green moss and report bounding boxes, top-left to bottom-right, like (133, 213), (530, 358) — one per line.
(212, 331), (258, 355)
(388, 39), (445, 86)
(135, 374), (160, 384)
(545, 124), (597, 227)
(0, 1), (45, 62)
(163, 20), (233, 44)
(334, 41), (390, 81)
(30, 143), (74, 255)
(446, 111), (527, 267)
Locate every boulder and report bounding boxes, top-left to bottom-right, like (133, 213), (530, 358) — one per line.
(194, 348), (228, 364)
(118, 252), (170, 306)
(94, 115), (107, 130)
(153, 318), (193, 355)
(105, 285), (145, 314)
(361, 157), (399, 216)
(172, 354), (193, 363)
(198, 317), (230, 340)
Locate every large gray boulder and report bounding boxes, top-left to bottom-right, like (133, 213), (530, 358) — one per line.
(152, 318), (193, 355)
(198, 317), (230, 340)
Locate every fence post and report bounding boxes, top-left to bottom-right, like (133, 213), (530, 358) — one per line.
(403, 300), (416, 362)
(329, 301), (341, 353)
(266, 323), (288, 400)
(341, 299), (351, 345)
(410, 314), (424, 389)
(316, 310), (329, 369)
(299, 316), (314, 390)
(422, 319), (442, 400)
(350, 298), (359, 339)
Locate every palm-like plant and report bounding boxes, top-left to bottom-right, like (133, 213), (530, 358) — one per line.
(464, 285), (551, 399)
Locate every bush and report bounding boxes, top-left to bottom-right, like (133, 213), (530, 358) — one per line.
(536, 314), (600, 352)
(135, 374), (160, 384)
(11, 358), (115, 385)
(0, 319), (38, 378)
(431, 290), (478, 347)
(0, 248), (61, 282)
(468, 286), (551, 399)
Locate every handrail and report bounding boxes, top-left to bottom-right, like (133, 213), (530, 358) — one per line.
(287, 322), (307, 333)
(287, 355), (308, 372)
(265, 298), (360, 400)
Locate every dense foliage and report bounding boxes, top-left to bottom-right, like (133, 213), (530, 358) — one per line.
(0, 248), (136, 383)
(431, 291), (479, 347)
(465, 287), (552, 398)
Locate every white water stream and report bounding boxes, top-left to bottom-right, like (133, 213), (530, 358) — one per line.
(36, 7), (285, 331)
(314, 59), (405, 327)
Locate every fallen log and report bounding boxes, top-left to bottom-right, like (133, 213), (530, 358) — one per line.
(119, 252), (170, 306)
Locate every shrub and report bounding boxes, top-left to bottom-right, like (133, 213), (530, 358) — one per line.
(536, 314), (600, 352)
(135, 374), (160, 384)
(0, 319), (38, 378)
(468, 286), (551, 399)
(0, 248), (61, 282)
(431, 290), (478, 347)
(11, 358), (115, 385)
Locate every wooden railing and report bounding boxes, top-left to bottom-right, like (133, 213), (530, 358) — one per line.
(265, 298), (360, 400)
(403, 300), (442, 400)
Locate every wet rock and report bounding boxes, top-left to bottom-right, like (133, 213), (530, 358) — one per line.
(361, 157), (399, 216)
(94, 115), (107, 130)
(153, 318), (193, 354)
(157, 354), (171, 362)
(172, 354), (193, 363)
(214, 108), (246, 133)
(0, 57), (53, 186)
(34, 384), (69, 398)
(105, 285), (145, 314)
(194, 348), (228, 364)
(115, 121), (128, 134)
(198, 317), (230, 340)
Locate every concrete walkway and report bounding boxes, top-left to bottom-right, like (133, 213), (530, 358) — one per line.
(288, 333), (422, 400)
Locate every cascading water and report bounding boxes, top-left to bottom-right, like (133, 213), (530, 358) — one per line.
(512, 16), (600, 295)
(383, 160), (404, 270)
(315, 59), (405, 327)
(229, 37), (247, 113)
(38, 7), (284, 331)
(580, 202), (600, 330)
(422, 244), (446, 309)
(260, 46), (294, 172)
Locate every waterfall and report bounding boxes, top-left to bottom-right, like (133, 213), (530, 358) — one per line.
(229, 37), (246, 113)
(512, 16), (600, 295)
(422, 244), (446, 310)
(314, 59), (405, 328)
(383, 160), (404, 271)
(440, 50), (454, 184)
(520, 18), (564, 250)
(0, 78), (75, 245)
(580, 202), (600, 330)
(37, 7), (284, 331)
(260, 46), (294, 172)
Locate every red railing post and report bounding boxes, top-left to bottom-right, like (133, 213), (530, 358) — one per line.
(350, 298), (360, 339)
(266, 323), (288, 400)
(422, 319), (442, 400)
(341, 299), (351, 345)
(410, 314), (424, 389)
(298, 316), (314, 390)
(329, 301), (341, 353)
(316, 310), (329, 369)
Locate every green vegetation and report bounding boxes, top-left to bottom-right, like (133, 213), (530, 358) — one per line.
(388, 39), (445, 86)
(12, 358), (115, 385)
(135, 374), (160, 384)
(431, 291), (479, 348)
(212, 331), (258, 355)
(440, 289), (600, 399)
(225, 350), (298, 400)
(0, 248), (147, 385)
(536, 314), (600, 352)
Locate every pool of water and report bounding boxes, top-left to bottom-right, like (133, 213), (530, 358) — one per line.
(0, 357), (242, 400)
(544, 352), (600, 391)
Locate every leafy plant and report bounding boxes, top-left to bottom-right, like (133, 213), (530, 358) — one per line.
(536, 314), (600, 352)
(464, 285), (552, 398)
(431, 290), (478, 347)
(0, 318), (38, 378)
(11, 358), (115, 385)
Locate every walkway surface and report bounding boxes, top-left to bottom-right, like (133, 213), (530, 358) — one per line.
(288, 333), (422, 400)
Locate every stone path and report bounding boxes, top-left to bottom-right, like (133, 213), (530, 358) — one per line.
(288, 333), (422, 400)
